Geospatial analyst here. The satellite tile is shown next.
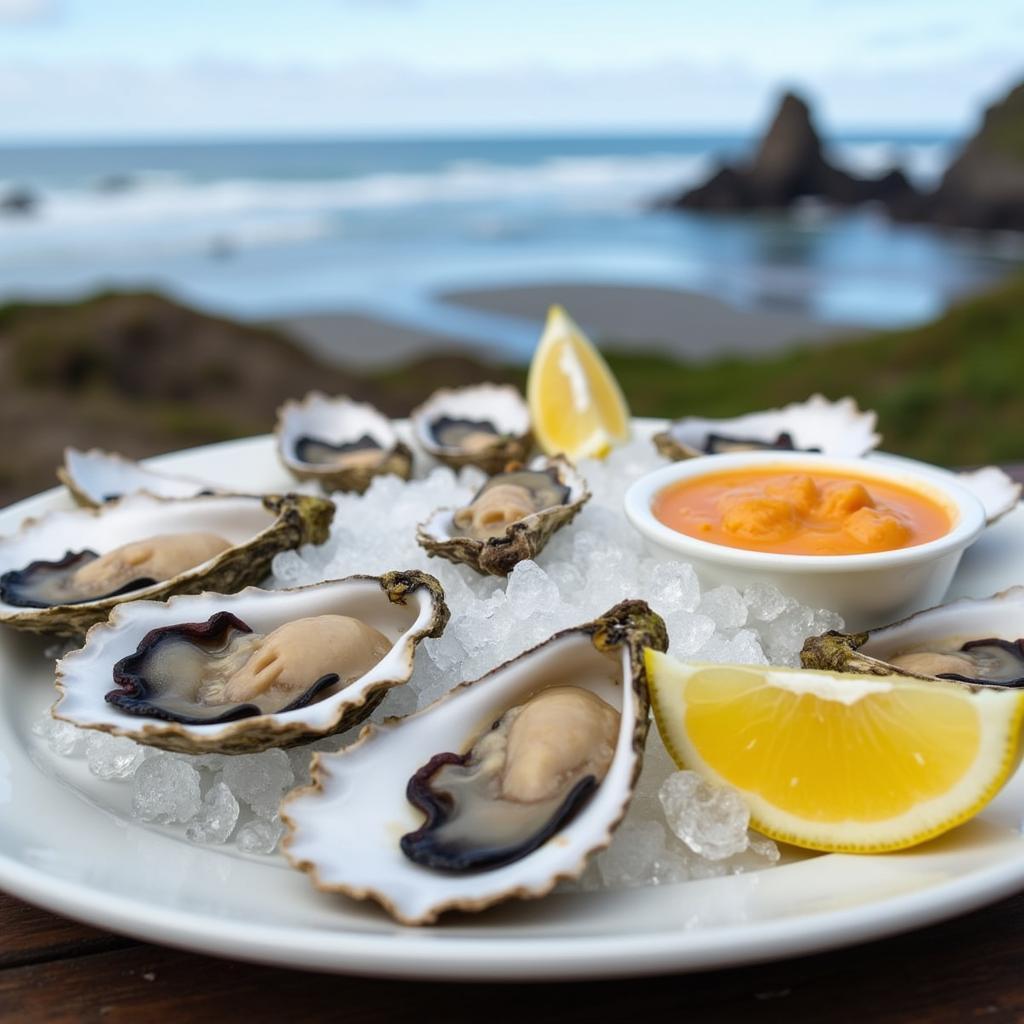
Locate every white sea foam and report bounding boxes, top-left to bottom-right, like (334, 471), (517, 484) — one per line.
(18, 152), (711, 232)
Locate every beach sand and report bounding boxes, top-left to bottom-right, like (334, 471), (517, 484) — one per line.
(278, 283), (862, 370)
(279, 311), (480, 371)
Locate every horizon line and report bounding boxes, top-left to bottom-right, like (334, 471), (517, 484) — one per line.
(0, 124), (964, 149)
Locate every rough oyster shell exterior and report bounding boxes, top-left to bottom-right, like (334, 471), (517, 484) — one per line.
(276, 392), (413, 494)
(53, 570), (449, 754)
(410, 384), (532, 474)
(58, 447), (218, 507)
(653, 395), (880, 461)
(955, 466), (1021, 526)
(281, 600), (667, 925)
(800, 586), (1024, 686)
(0, 492), (333, 637)
(416, 455), (589, 576)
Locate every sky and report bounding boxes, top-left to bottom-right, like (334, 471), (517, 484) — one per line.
(0, 0), (1021, 140)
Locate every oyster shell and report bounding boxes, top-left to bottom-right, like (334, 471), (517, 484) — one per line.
(54, 570), (449, 754)
(282, 600), (667, 925)
(417, 455), (589, 576)
(801, 587), (1024, 687)
(0, 493), (333, 637)
(955, 466), (1021, 526)
(276, 393), (413, 493)
(58, 448), (218, 507)
(411, 384), (531, 474)
(653, 395), (880, 461)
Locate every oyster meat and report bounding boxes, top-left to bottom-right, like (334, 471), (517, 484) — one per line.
(653, 395), (880, 462)
(0, 493), (334, 637)
(108, 611), (391, 724)
(276, 393), (413, 493)
(801, 586), (1024, 687)
(282, 600), (667, 925)
(417, 456), (589, 576)
(59, 448), (218, 507)
(402, 686), (619, 872)
(55, 570), (449, 754)
(1, 533), (231, 608)
(411, 384), (531, 474)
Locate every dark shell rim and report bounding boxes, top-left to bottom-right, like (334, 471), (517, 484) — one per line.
(400, 746), (599, 873)
(428, 415), (506, 450)
(463, 464), (572, 516)
(280, 598), (668, 923)
(52, 570), (449, 753)
(104, 610), (342, 725)
(292, 433), (384, 467)
(0, 549), (158, 609)
(0, 492), (336, 624)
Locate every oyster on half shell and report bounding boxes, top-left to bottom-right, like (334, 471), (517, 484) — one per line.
(416, 455), (589, 576)
(58, 448), (219, 507)
(54, 571), (449, 754)
(0, 493), (333, 637)
(281, 600), (667, 925)
(411, 384), (531, 474)
(801, 587), (1024, 687)
(276, 393), (413, 494)
(653, 395), (880, 461)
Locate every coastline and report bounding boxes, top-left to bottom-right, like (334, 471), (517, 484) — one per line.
(277, 282), (864, 370)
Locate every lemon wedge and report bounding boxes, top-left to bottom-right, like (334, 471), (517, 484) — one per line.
(645, 649), (1024, 853)
(526, 305), (630, 460)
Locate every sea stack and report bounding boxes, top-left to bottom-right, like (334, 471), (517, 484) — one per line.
(662, 91), (918, 212)
(905, 80), (1024, 231)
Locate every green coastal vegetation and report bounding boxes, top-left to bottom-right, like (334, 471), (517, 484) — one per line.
(1, 272), (1023, 504)
(599, 269), (1024, 469)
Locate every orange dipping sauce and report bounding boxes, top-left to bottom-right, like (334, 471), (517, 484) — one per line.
(652, 467), (952, 556)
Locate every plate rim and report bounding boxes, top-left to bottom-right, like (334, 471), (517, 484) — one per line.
(4, 838), (1024, 981)
(3, 427), (1024, 980)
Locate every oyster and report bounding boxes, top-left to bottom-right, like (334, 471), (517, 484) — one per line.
(0, 493), (333, 637)
(411, 384), (531, 474)
(276, 393), (413, 493)
(282, 600), (667, 925)
(54, 570), (448, 754)
(58, 448), (218, 507)
(1, 533), (232, 608)
(417, 456), (589, 576)
(653, 395), (880, 461)
(801, 587), (1024, 687)
(401, 685), (619, 872)
(955, 466), (1021, 526)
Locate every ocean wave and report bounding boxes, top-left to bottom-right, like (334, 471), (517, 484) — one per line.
(15, 151), (713, 230)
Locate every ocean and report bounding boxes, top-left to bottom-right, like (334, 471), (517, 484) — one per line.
(0, 133), (1021, 359)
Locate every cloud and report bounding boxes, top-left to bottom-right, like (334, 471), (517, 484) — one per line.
(0, 0), (56, 24)
(867, 22), (962, 48)
(0, 50), (1019, 139)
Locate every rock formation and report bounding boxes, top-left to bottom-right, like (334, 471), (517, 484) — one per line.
(664, 92), (918, 212)
(903, 81), (1024, 231)
(0, 186), (38, 216)
(664, 80), (1024, 233)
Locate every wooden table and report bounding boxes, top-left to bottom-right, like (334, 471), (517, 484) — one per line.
(5, 466), (1024, 1022)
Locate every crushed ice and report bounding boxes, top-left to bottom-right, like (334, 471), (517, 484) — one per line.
(38, 438), (841, 879)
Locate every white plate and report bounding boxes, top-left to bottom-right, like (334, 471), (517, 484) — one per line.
(2, 424), (1024, 981)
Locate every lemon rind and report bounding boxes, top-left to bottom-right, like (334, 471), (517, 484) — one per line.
(526, 306), (631, 459)
(646, 650), (1024, 854)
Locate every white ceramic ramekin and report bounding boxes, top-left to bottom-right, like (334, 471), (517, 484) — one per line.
(624, 451), (987, 631)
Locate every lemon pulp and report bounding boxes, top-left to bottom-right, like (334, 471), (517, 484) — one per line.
(646, 650), (1024, 852)
(526, 305), (630, 460)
